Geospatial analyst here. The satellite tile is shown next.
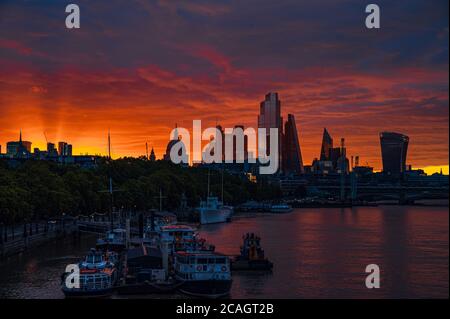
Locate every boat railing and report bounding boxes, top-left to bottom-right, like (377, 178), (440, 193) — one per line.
(78, 273), (111, 290)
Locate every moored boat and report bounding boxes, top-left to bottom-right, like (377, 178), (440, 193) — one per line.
(232, 233), (273, 271)
(117, 245), (181, 295)
(158, 224), (215, 253)
(270, 204), (293, 213)
(174, 251), (232, 298)
(96, 228), (127, 252)
(197, 196), (233, 224)
(61, 249), (119, 298)
(196, 169), (233, 225)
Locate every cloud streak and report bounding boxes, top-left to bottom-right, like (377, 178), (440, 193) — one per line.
(0, 0), (448, 171)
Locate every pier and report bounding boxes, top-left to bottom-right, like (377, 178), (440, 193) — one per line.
(0, 219), (78, 259)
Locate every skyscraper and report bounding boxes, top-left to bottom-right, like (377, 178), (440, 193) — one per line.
(66, 144), (73, 156)
(320, 128), (333, 161)
(58, 141), (72, 156)
(47, 142), (58, 157)
(283, 114), (304, 174)
(258, 92), (283, 172)
(380, 132), (409, 175)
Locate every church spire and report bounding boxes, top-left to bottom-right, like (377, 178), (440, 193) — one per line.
(150, 147), (156, 162)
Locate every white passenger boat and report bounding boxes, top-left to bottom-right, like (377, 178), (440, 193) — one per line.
(174, 251), (232, 298)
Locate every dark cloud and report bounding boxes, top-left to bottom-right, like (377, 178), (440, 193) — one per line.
(0, 0), (448, 169)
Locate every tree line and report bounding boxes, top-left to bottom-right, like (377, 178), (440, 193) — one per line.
(0, 158), (281, 225)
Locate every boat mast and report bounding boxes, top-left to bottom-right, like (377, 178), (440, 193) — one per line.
(153, 189), (166, 212)
(108, 130), (114, 230)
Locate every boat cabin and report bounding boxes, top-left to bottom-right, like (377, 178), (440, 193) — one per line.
(126, 245), (165, 282)
(174, 251), (231, 281)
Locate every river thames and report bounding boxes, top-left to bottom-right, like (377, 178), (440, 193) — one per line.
(0, 205), (448, 299)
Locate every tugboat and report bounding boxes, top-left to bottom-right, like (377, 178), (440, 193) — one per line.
(61, 249), (119, 298)
(232, 233), (273, 271)
(174, 251), (232, 298)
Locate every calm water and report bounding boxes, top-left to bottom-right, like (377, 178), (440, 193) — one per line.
(0, 206), (448, 299)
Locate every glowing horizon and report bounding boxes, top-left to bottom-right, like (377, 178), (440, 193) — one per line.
(0, 1), (448, 172)
(2, 125), (448, 175)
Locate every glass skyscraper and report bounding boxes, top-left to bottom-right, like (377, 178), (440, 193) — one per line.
(283, 114), (304, 174)
(380, 132), (409, 175)
(320, 128), (333, 161)
(258, 92), (283, 172)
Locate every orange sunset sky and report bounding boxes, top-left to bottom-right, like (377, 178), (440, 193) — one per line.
(0, 1), (448, 174)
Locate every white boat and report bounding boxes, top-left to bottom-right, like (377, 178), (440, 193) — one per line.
(158, 224), (215, 253)
(174, 251), (232, 298)
(61, 249), (119, 298)
(197, 169), (233, 224)
(270, 204), (293, 213)
(197, 196), (233, 224)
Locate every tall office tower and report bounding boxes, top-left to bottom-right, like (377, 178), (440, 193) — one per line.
(329, 146), (350, 173)
(47, 142), (58, 157)
(66, 144), (73, 156)
(320, 128), (333, 161)
(380, 132), (409, 175)
(6, 141), (20, 156)
(258, 92), (283, 172)
(283, 114), (304, 174)
(58, 141), (68, 156)
(329, 147), (342, 170)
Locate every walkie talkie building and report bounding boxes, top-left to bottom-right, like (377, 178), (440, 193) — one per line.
(380, 132), (409, 176)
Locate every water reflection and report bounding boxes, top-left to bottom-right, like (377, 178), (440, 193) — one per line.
(0, 206), (448, 299)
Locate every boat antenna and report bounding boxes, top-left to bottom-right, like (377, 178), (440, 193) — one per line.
(154, 188), (167, 212)
(99, 131), (122, 230)
(108, 129), (113, 229)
